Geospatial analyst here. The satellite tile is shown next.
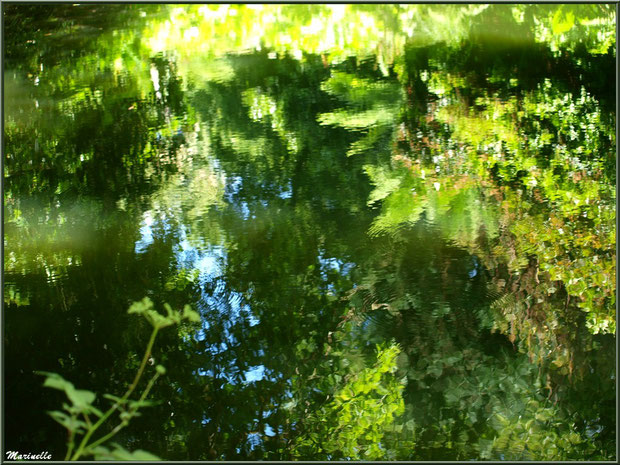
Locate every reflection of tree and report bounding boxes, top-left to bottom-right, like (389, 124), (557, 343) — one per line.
(4, 3), (616, 461)
(349, 17), (616, 334)
(152, 51), (388, 459)
(289, 342), (411, 460)
(138, 4), (615, 73)
(317, 6), (616, 459)
(318, 70), (403, 157)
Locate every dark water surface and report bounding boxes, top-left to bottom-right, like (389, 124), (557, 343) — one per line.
(3, 4), (616, 460)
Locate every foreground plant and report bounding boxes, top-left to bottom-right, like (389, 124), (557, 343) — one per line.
(37, 297), (201, 461)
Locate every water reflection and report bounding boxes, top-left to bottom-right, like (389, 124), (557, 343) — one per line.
(4, 3), (616, 461)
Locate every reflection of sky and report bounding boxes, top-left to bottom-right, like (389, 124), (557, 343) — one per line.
(240, 202), (251, 220)
(225, 176), (254, 219)
(135, 212), (267, 384)
(135, 210), (155, 254)
(176, 230), (226, 280)
(226, 175), (243, 200)
(317, 249), (355, 293)
(134, 207), (355, 424)
(246, 432), (262, 451)
(136, 217), (355, 388)
(468, 256), (479, 278)
(278, 181), (292, 199)
(244, 409), (277, 452)
(318, 250), (355, 276)
(244, 365), (266, 383)
(225, 174), (293, 220)
(134, 209), (174, 254)
(175, 224), (265, 384)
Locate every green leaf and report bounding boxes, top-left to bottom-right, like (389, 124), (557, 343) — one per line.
(120, 410), (140, 422)
(93, 444), (161, 461)
(103, 393), (127, 405)
(67, 388), (96, 410)
(86, 404), (104, 418)
(37, 371), (75, 392)
(127, 297), (154, 315)
(128, 449), (162, 460)
(182, 304), (201, 323)
(48, 410), (87, 433)
(163, 303), (179, 323)
(37, 372), (96, 412)
(552, 8), (575, 35)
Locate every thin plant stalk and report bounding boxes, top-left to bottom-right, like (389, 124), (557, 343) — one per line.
(70, 326), (160, 460)
(64, 422), (77, 461)
(84, 371), (161, 453)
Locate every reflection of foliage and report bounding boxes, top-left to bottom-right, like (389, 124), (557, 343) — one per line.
(145, 4), (409, 68)
(142, 128), (227, 250)
(360, 44), (615, 335)
(318, 71), (403, 157)
(347, 237), (614, 460)
(290, 337), (413, 460)
(341, 229), (612, 461)
(485, 400), (594, 460)
(140, 4), (615, 70)
(4, 5), (192, 201)
(435, 79), (615, 334)
(4, 3), (616, 461)
(522, 4), (616, 55)
(242, 87), (300, 153)
(321, 7), (615, 457)
(365, 162), (500, 245)
(4, 27), (199, 279)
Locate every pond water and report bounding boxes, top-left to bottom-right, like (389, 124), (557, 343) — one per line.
(3, 4), (616, 461)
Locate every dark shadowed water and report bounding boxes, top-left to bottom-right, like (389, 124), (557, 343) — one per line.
(3, 4), (616, 461)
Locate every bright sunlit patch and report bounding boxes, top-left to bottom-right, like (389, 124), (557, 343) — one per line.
(184, 26), (199, 41)
(244, 365), (266, 383)
(134, 210), (154, 254)
(301, 17), (324, 36)
(150, 64), (161, 98)
(330, 4), (347, 22)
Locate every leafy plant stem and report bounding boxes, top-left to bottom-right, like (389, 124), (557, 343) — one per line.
(70, 327), (160, 460)
(138, 371), (161, 404)
(85, 372), (161, 453)
(64, 421), (76, 461)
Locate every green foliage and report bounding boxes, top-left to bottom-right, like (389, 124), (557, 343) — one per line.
(465, 83), (615, 334)
(291, 342), (412, 460)
(128, 296), (201, 329)
(40, 373), (100, 418)
(551, 7), (576, 36)
(92, 444), (161, 460)
(481, 399), (602, 460)
(318, 71), (403, 157)
(5, 3), (615, 461)
(37, 299), (199, 460)
(532, 4), (615, 55)
(359, 55), (615, 336)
